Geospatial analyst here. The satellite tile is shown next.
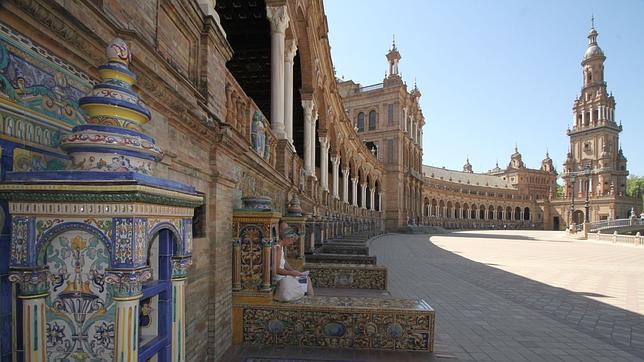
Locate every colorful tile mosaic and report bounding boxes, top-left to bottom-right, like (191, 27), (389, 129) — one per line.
(240, 296), (434, 352)
(239, 225), (265, 291)
(0, 23), (92, 126)
(133, 218), (147, 265)
(45, 231), (114, 360)
(306, 264), (387, 290)
(113, 217), (133, 265)
(10, 215), (33, 265)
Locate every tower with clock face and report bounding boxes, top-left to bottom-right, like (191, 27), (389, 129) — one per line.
(561, 19), (630, 220)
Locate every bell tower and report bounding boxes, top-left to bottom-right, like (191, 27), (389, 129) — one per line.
(562, 18), (629, 210)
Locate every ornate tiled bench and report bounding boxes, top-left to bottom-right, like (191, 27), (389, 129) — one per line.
(236, 296), (435, 352)
(306, 253), (377, 265)
(307, 263), (387, 290)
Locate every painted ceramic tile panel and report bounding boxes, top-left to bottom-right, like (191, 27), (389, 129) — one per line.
(0, 24), (92, 127)
(45, 230), (114, 361)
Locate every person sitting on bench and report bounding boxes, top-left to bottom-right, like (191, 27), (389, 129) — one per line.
(275, 221), (314, 296)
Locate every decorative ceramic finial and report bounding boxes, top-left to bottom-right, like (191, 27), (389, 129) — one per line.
(60, 37), (163, 175)
(106, 38), (131, 65)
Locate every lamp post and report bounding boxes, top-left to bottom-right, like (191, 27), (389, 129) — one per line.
(584, 164), (591, 223)
(569, 173), (576, 225)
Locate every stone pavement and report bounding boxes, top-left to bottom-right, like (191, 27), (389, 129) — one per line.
(370, 230), (644, 361)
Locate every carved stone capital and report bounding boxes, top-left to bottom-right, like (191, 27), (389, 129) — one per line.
(266, 5), (290, 34)
(285, 39), (297, 62)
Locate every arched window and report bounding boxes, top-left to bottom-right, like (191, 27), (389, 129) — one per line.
(368, 110), (377, 130)
(357, 112), (365, 132)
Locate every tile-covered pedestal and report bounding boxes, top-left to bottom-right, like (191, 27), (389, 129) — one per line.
(231, 204), (281, 344)
(2, 39), (201, 362)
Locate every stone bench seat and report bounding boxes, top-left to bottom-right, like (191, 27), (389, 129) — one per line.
(306, 253), (377, 265)
(307, 263), (387, 290)
(317, 244), (369, 255)
(237, 296), (435, 352)
(327, 239), (368, 244)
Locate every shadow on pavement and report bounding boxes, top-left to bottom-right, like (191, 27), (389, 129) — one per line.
(420, 237), (644, 360)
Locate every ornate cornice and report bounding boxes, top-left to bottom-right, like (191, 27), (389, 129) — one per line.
(0, 190), (202, 208)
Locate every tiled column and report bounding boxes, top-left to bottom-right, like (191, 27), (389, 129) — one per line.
(319, 136), (329, 191)
(331, 155), (340, 199)
(284, 39), (297, 146)
(302, 100), (315, 176)
(9, 269), (49, 362)
(266, 5), (290, 139)
(172, 278), (186, 361)
(351, 178), (358, 206)
(342, 168), (350, 204)
(106, 269), (150, 362)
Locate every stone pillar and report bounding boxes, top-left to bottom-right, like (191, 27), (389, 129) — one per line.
(9, 269), (49, 362)
(284, 39), (297, 146)
(370, 188), (376, 210)
(351, 178), (358, 207)
(302, 100), (315, 176)
(266, 5), (290, 139)
(342, 168), (350, 204)
(360, 183), (367, 209)
(378, 192), (383, 212)
(319, 136), (329, 191)
(311, 112), (317, 175)
(331, 155), (340, 199)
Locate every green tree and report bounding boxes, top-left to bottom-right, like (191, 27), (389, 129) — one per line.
(555, 177), (564, 198)
(626, 175), (644, 207)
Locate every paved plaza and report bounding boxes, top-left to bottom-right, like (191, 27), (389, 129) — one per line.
(370, 230), (644, 361)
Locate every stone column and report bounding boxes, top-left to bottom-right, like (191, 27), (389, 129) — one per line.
(284, 39), (297, 146)
(319, 136), (329, 191)
(331, 155), (340, 199)
(402, 107), (408, 131)
(267, 5), (290, 139)
(351, 178), (358, 206)
(311, 112), (318, 176)
(360, 183), (367, 209)
(302, 100), (315, 176)
(9, 269), (49, 362)
(370, 188), (376, 210)
(342, 168), (350, 204)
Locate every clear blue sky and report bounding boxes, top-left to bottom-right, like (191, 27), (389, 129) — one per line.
(325, 0), (644, 176)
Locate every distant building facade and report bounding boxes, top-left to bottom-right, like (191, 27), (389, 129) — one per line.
(338, 41), (425, 230)
(340, 22), (640, 232)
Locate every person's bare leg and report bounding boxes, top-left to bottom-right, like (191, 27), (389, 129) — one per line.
(306, 276), (314, 296)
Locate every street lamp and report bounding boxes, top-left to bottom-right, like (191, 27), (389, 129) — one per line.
(569, 173), (576, 224)
(584, 164), (592, 223)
